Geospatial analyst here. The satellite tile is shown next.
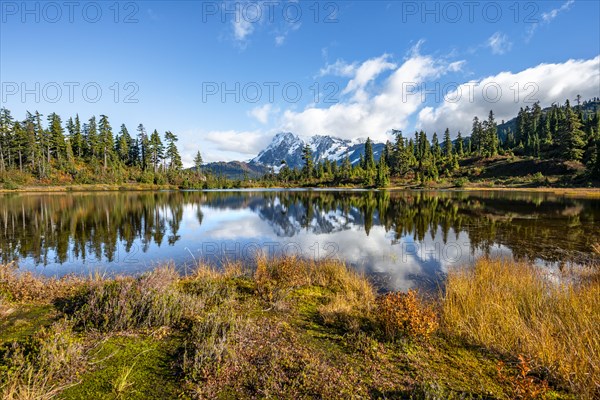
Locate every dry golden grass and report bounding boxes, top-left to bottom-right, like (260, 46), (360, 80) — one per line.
(443, 257), (600, 399)
(255, 254), (373, 298)
(0, 263), (88, 304)
(254, 254), (376, 324)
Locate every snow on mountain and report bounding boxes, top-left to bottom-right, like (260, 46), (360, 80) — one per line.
(251, 132), (385, 169)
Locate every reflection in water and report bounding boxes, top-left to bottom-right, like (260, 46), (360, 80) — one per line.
(1, 190), (598, 291)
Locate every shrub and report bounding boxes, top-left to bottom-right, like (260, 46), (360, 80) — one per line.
(2, 180), (19, 190)
(74, 266), (200, 331)
(139, 171), (154, 184)
(497, 355), (549, 400)
(453, 177), (468, 188)
(376, 290), (438, 340)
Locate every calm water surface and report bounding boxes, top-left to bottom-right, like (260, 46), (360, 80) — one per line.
(1, 189), (598, 291)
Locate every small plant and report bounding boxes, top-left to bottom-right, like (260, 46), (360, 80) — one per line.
(497, 355), (549, 400)
(453, 177), (468, 188)
(112, 363), (136, 399)
(2, 180), (19, 190)
(376, 290), (438, 340)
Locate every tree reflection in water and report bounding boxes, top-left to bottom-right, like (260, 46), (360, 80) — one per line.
(1, 190), (598, 290)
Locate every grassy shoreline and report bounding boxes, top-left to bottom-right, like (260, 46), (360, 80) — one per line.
(0, 183), (179, 193)
(1, 182), (600, 199)
(1, 256), (598, 399)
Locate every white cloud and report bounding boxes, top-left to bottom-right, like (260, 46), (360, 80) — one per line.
(232, 18), (254, 41)
(228, 1), (301, 47)
(181, 50), (598, 164)
(527, 0), (575, 41)
(281, 47), (464, 142)
(179, 129), (273, 164)
(272, 19), (301, 47)
(274, 35), (285, 46)
(318, 59), (357, 77)
(248, 104), (278, 124)
(487, 32), (512, 55)
(204, 129), (271, 155)
(342, 54), (397, 101)
(542, 0), (575, 23)
(416, 56), (600, 138)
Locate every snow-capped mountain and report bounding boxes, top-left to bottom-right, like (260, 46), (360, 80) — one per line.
(250, 132), (385, 169)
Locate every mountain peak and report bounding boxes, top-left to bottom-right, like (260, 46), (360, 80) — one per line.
(251, 133), (384, 169)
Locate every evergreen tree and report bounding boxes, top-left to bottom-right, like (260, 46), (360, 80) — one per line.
(456, 131), (464, 156)
(593, 137), (600, 178)
(302, 144), (313, 179)
(532, 102), (543, 145)
(505, 128), (515, 149)
(116, 124), (131, 165)
(86, 116), (98, 160)
(130, 138), (140, 166)
(20, 113), (35, 175)
(0, 108), (13, 171)
(98, 115), (114, 171)
(443, 128), (453, 158)
(471, 117), (483, 155)
(432, 132), (441, 161)
(137, 124), (149, 170)
(316, 161), (325, 179)
(391, 130), (404, 175)
(485, 110), (498, 156)
(375, 158), (390, 187)
(34, 112), (50, 177)
(341, 152), (352, 179)
(149, 129), (164, 172)
(68, 114), (84, 158)
(383, 141), (393, 168)
(164, 131), (183, 171)
(193, 151), (203, 176)
(47, 113), (67, 166)
(11, 121), (26, 172)
(364, 137), (375, 172)
(558, 100), (586, 161)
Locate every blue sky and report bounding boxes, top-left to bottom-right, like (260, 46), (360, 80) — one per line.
(1, 0), (599, 164)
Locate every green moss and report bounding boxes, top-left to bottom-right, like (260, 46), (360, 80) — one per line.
(0, 304), (56, 343)
(60, 335), (186, 400)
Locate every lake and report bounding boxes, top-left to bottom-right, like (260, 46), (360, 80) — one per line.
(1, 189), (598, 291)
